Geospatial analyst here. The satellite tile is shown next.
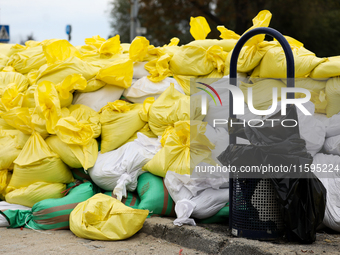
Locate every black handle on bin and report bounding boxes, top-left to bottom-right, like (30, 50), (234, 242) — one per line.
(228, 27), (295, 231)
(229, 27), (295, 145)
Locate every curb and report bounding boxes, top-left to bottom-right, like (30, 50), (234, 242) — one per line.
(140, 217), (272, 254)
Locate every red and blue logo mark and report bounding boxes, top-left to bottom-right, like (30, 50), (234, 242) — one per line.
(196, 82), (223, 106)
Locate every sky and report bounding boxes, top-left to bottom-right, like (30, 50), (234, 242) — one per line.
(0, 0), (113, 46)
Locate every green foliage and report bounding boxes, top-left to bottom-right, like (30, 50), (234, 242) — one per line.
(109, 0), (340, 56)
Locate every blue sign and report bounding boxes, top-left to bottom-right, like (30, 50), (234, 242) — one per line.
(0, 25), (10, 43)
(66, 25), (72, 35)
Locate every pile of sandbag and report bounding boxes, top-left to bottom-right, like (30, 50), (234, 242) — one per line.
(1, 8), (340, 240)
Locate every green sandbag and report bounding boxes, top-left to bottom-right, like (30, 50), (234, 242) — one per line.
(1, 182), (99, 230)
(104, 191), (140, 209)
(137, 172), (176, 217)
(197, 204), (229, 224)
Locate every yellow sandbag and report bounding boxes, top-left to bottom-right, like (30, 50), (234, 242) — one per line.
(69, 104), (101, 138)
(77, 78), (106, 93)
(84, 35), (122, 55)
(169, 45), (215, 76)
(325, 77), (340, 117)
(173, 74), (195, 95)
(5, 182), (66, 207)
(22, 84), (36, 108)
(148, 84), (204, 135)
(217, 26), (241, 40)
(240, 79), (286, 110)
(100, 100), (145, 153)
(224, 10), (274, 74)
(282, 78), (327, 114)
(145, 53), (172, 82)
(0, 169), (11, 196)
(70, 193), (148, 241)
(124, 123), (157, 144)
(0, 117), (15, 130)
(0, 53), (9, 71)
(0, 43), (25, 58)
(7, 132), (73, 191)
(55, 116), (93, 146)
(43, 39), (82, 65)
(33, 57), (99, 85)
(0, 83), (25, 111)
(310, 56), (340, 79)
(46, 135), (98, 170)
(6, 45), (46, 74)
(143, 120), (215, 177)
(257, 39), (326, 78)
(186, 39), (237, 52)
(0, 129), (30, 170)
(0, 71), (29, 97)
(129, 36), (150, 62)
(96, 58), (133, 88)
(34, 81), (62, 134)
(190, 16), (211, 40)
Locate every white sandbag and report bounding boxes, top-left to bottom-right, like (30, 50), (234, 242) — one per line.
(313, 153), (340, 232)
(72, 84), (125, 112)
(123, 77), (185, 104)
(324, 135), (340, 156)
(265, 101), (325, 157)
(88, 133), (161, 200)
(321, 114), (340, 138)
(0, 201), (31, 227)
(133, 62), (150, 79)
(296, 102), (326, 156)
(165, 170), (228, 226)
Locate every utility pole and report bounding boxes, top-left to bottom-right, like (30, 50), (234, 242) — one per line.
(130, 0), (138, 42)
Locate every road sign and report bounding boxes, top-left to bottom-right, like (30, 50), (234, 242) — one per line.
(66, 25), (72, 41)
(136, 27), (147, 35)
(0, 25), (10, 43)
(66, 25), (72, 35)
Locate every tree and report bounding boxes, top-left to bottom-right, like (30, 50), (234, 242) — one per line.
(109, 0), (340, 56)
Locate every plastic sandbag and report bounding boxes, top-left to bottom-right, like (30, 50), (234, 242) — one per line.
(165, 171), (228, 226)
(144, 53), (172, 82)
(0, 71), (29, 97)
(310, 56), (340, 79)
(5, 182), (66, 207)
(70, 193), (148, 240)
(32, 57), (99, 85)
(0, 201), (31, 227)
(105, 191), (140, 209)
(189, 16), (211, 40)
(123, 77), (184, 104)
(225, 10), (275, 74)
(240, 79), (286, 111)
(73, 85), (124, 112)
(133, 62), (150, 79)
(148, 84), (203, 136)
(6, 45), (46, 74)
(96, 58), (133, 88)
(324, 135), (340, 155)
(170, 45), (220, 76)
(129, 36), (149, 62)
(100, 100), (145, 153)
(186, 39), (236, 52)
(143, 120), (216, 177)
(88, 133), (161, 200)
(137, 172), (176, 217)
(218, 105), (326, 243)
(256, 38), (325, 78)
(325, 77), (340, 117)
(7, 132), (74, 191)
(313, 153), (340, 232)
